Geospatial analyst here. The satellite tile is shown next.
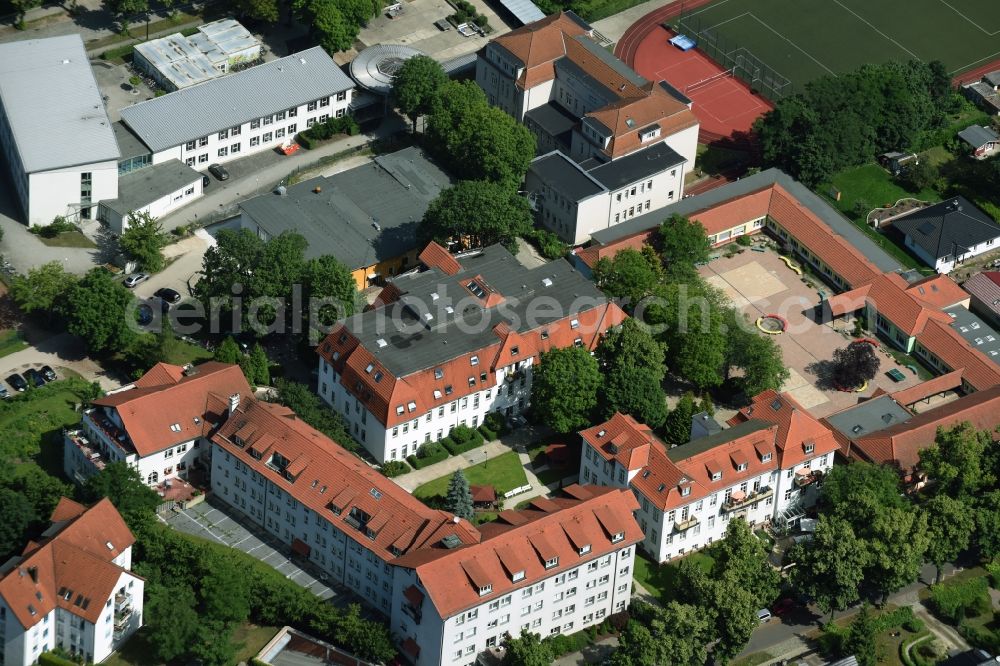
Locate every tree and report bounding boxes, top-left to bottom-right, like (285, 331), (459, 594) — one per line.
(706, 577), (758, 663)
(295, 0), (365, 54)
(199, 552), (251, 623)
(596, 319), (668, 427)
(9, 261), (77, 323)
(788, 516), (868, 620)
(819, 461), (906, 518)
(531, 347), (602, 433)
(923, 495), (974, 583)
(10, 0), (43, 24)
(333, 604), (396, 663)
(662, 392), (695, 446)
(863, 502), (929, 603)
(145, 583), (201, 662)
(502, 629), (552, 666)
(724, 312), (789, 396)
(446, 469), (474, 520)
(657, 214), (710, 279)
(0, 465), (71, 525)
(272, 379), (360, 452)
(232, 0), (279, 22)
(831, 340), (880, 389)
(393, 55), (447, 131)
(610, 601), (713, 666)
(918, 422), (994, 501)
(712, 518), (780, 609)
(189, 620), (238, 666)
(421, 180), (533, 253)
(65, 268), (137, 355)
(82, 461), (161, 531)
(592, 247), (664, 308)
(119, 211), (168, 272)
(844, 604), (879, 666)
(214, 336), (243, 364)
(303, 254), (359, 326)
(975, 491), (1000, 559)
(0, 488), (33, 558)
(105, 0), (148, 25)
(899, 160), (938, 192)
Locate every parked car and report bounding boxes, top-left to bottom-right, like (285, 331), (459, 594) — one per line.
(123, 272), (150, 288)
(0, 385), (9, 399)
(40, 365), (57, 382)
(756, 609), (773, 624)
(208, 163), (230, 181)
(23, 368), (46, 387)
(772, 598), (795, 617)
(136, 304), (154, 326)
(202, 174), (211, 187)
(6, 373), (27, 392)
(154, 287), (182, 304)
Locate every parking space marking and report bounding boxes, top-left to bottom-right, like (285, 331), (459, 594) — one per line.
(174, 510), (227, 544)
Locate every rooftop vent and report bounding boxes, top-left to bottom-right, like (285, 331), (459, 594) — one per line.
(851, 425), (863, 434)
(300, 57), (307, 64)
(597, 429), (606, 437)
(542, 277), (553, 287)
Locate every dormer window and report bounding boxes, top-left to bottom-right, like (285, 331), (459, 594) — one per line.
(570, 319), (579, 329)
(597, 430), (606, 438)
(470, 355), (479, 366)
(711, 471), (722, 481)
(541, 330), (549, 340)
(512, 570), (525, 582)
(804, 443), (815, 454)
(611, 531), (624, 543)
(544, 557), (558, 569)
(332, 351), (340, 361)
(434, 389), (442, 399)
(339, 333), (348, 343)
(638, 125), (661, 142)
(736, 463), (747, 472)
(469, 377), (476, 387)
(479, 584), (492, 596)
(407, 401), (417, 412)
(434, 368), (444, 379)
(578, 545), (591, 555)
(510, 346), (519, 357)
(761, 452), (772, 463)
(445, 385), (453, 395)
(680, 486), (691, 497)
(396, 405), (405, 415)
(170, 423), (181, 432)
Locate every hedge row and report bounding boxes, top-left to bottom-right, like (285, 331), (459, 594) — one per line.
(38, 654), (78, 666)
(927, 577), (991, 625)
(442, 426), (485, 455)
(407, 441), (449, 469)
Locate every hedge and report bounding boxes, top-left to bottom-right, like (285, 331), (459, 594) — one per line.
(38, 654), (78, 666)
(478, 424), (498, 441)
(442, 426), (484, 455)
(928, 577), (991, 625)
(960, 619), (1000, 654)
(407, 441), (449, 469)
(380, 459), (410, 477)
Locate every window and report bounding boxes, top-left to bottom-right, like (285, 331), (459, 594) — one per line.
(276, 128), (285, 138)
(251, 119), (261, 129)
(337, 91), (347, 101)
(320, 96), (330, 107)
(804, 443), (815, 454)
(199, 136), (208, 147)
(218, 129), (229, 140)
(250, 136), (260, 147)
(263, 115), (273, 126)
(185, 157), (195, 166)
(288, 123), (297, 134)
(288, 107), (298, 117)
(611, 531), (624, 543)
(199, 154), (209, 163)
(263, 132), (273, 142)
(231, 142), (241, 154)
(218, 147), (228, 157)
(185, 187), (194, 195)
(308, 101), (318, 111)
(185, 140), (196, 150)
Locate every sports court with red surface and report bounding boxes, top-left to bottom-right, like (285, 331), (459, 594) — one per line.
(618, 19), (771, 143)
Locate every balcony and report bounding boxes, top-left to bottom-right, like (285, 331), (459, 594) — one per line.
(66, 430), (106, 474)
(722, 486), (773, 512)
(673, 516), (699, 532)
(794, 469), (822, 488)
(83, 409), (136, 455)
(402, 602), (422, 624)
(115, 591), (132, 613)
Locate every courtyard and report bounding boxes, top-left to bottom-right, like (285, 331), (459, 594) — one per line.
(699, 247), (923, 418)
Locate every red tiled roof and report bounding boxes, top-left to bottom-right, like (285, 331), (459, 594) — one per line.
(418, 242), (462, 276)
(94, 362), (252, 457)
(470, 485), (496, 503)
(133, 361), (185, 388)
(397, 487), (641, 618)
(905, 275), (969, 310)
(891, 370), (964, 406)
(916, 318), (1000, 391)
(0, 498), (136, 630)
(490, 12), (587, 70)
(213, 399), (481, 562)
(866, 273), (952, 337)
(849, 384), (1000, 471)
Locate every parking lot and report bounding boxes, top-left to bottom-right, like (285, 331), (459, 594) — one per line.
(163, 498), (349, 605)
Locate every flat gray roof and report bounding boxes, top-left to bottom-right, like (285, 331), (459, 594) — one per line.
(667, 420), (771, 461)
(588, 142), (683, 191)
(120, 46), (353, 152)
(113, 121), (152, 160)
(944, 305), (1000, 365)
(239, 147), (452, 269)
(529, 151), (604, 201)
(497, 0), (545, 25)
(824, 394), (913, 440)
(0, 34), (120, 173)
(100, 159), (201, 217)
(589, 168), (904, 274)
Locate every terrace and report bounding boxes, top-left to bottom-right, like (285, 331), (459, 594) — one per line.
(65, 429), (107, 475)
(83, 408), (136, 456)
(722, 486), (773, 513)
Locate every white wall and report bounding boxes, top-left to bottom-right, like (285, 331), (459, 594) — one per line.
(26, 160), (118, 227)
(103, 175), (203, 234)
(904, 232), (1000, 274)
(662, 123), (698, 172)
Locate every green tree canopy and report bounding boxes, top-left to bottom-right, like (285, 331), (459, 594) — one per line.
(446, 469), (474, 520)
(9, 261), (77, 322)
(531, 347), (602, 433)
(303, 253), (359, 326)
(65, 268), (137, 355)
(593, 246), (664, 308)
(845, 605), (880, 666)
(272, 379), (360, 452)
(610, 601), (713, 666)
(596, 319), (667, 427)
(145, 583), (201, 662)
(724, 312), (790, 396)
(82, 461), (161, 532)
(240, 343), (271, 386)
(657, 214), (710, 279)
(421, 180), (533, 253)
(502, 629), (553, 666)
(918, 422), (995, 500)
(819, 461), (905, 519)
(214, 336), (243, 365)
(120, 211), (168, 272)
(232, 0), (279, 22)
(831, 340), (880, 389)
(712, 518), (780, 609)
(0, 488), (33, 559)
(975, 490), (1000, 560)
(923, 494), (974, 582)
(788, 515), (868, 620)
(654, 280), (728, 389)
(861, 500), (929, 602)
(662, 392), (695, 446)
(393, 55), (448, 130)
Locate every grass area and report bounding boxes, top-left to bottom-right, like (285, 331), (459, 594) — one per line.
(104, 622), (278, 666)
(920, 145), (954, 168)
(162, 338), (213, 366)
(89, 11), (201, 54)
(917, 565), (989, 602)
(413, 451), (528, 501)
(821, 164), (938, 272)
(0, 329), (28, 358)
(631, 550), (715, 604)
(672, 0), (1000, 91)
(232, 623), (281, 663)
(474, 512), (498, 525)
(884, 348), (934, 381)
(732, 652), (775, 666)
(35, 231), (96, 248)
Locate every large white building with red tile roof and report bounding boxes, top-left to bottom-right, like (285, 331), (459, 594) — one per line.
(315, 243), (626, 463)
(63, 361), (252, 486)
(208, 394), (642, 666)
(580, 391), (839, 561)
(475, 12), (699, 244)
(0, 498), (143, 666)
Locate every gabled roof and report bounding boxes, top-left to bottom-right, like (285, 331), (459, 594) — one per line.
(957, 124), (999, 148)
(0, 498), (135, 631)
(93, 362), (251, 457)
(398, 487), (641, 618)
(962, 271), (1000, 316)
(893, 197), (1000, 262)
(917, 317), (1000, 391)
(488, 12), (589, 71)
(891, 370), (964, 406)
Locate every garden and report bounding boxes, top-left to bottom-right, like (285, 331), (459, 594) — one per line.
(630, 549), (715, 604)
(920, 564), (1000, 655)
(412, 451), (528, 504)
(296, 115), (361, 150)
(404, 412), (506, 471)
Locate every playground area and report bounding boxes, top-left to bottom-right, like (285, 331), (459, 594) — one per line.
(699, 248), (923, 417)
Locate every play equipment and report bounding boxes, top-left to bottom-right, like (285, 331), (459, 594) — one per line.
(756, 314), (788, 335)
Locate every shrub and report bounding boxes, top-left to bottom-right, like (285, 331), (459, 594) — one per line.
(380, 460), (410, 477)
(987, 558), (1000, 588)
(408, 442), (449, 468)
(478, 424), (497, 441)
(737, 234), (753, 247)
(38, 654), (77, 666)
(451, 424), (476, 444)
(129, 75), (141, 86)
(902, 615), (924, 633)
(872, 605), (916, 633)
(524, 228), (568, 260)
(442, 427), (484, 455)
(959, 621), (1000, 654)
(928, 576), (990, 625)
(483, 411), (506, 435)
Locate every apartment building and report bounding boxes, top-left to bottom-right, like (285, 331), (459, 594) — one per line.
(209, 395), (643, 666)
(315, 242), (626, 462)
(0, 35), (120, 225)
(119, 47), (353, 169)
(475, 12), (699, 244)
(579, 391), (839, 561)
(0, 498), (143, 666)
(63, 362), (251, 486)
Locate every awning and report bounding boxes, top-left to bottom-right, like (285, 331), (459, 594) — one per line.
(729, 490), (746, 502)
(291, 538), (311, 557)
(795, 467), (812, 477)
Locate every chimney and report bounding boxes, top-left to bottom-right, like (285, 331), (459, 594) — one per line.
(28, 566), (38, 584)
(228, 393), (241, 416)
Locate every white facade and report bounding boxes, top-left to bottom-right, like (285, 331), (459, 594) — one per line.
(24, 162), (119, 226)
(63, 407), (206, 486)
(147, 91), (351, 169)
(99, 174), (203, 234)
(903, 232), (1000, 275)
(317, 355), (532, 463)
(395, 545), (635, 666)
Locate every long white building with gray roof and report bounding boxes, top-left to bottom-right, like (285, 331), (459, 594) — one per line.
(119, 46), (354, 169)
(0, 35), (120, 226)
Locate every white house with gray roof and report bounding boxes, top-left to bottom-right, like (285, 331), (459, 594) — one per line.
(119, 46), (353, 169)
(0, 35), (120, 226)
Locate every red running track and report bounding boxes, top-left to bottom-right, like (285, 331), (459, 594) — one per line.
(952, 58), (1000, 87)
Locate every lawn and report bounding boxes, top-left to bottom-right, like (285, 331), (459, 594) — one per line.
(104, 622), (279, 666)
(884, 348), (934, 381)
(162, 338), (213, 366)
(413, 451), (528, 501)
(631, 550), (715, 604)
(35, 231), (96, 248)
(0, 329), (27, 358)
(732, 652), (775, 666)
(675, 0), (1000, 92)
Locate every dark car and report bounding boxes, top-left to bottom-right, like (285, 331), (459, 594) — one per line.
(40, 365), (57, 382)
(772, 598), (796, 617)
(137, 303), (154, 326)
(0, 385), (8, 399)
(24, 368), (46, 387)
(208, 163), (230, 181)
(6, 373), (27, 392)
(202, 174), (211, 187)
(154, 287), (182, 304)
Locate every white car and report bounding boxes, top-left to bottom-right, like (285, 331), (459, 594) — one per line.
(123, 273), (150, 288)
(756, 609), (773, 624)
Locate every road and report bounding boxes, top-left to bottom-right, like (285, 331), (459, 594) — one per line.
(0, 331), (125, 391)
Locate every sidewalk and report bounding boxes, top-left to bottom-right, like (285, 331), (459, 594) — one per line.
(590, 0), (678, 43)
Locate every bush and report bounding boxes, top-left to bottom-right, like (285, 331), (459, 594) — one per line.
(987, 559), (1000, 588)
(524, 228), (568, 260)
(29, 216), (77, 238)
(478, 424), (498, 441)
(902, 615), (924, 633)
(483, 411), (506, 434)
(959, 621), (1000, 654)
(408, 442), (449, 468)
(38, 654), (78, 666)
(442, 427), (484, 455)
(380, 460), (410, 477)
(129, 75), (141, 86)
(928, 576), (990, 625)
(737, 234), (753, 247)
(101, 42), (135, 61)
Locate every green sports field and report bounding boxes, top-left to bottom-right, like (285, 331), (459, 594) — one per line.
(674, 0), (1000, 92)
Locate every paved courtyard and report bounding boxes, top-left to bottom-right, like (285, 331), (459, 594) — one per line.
(163, 497), (349, 605)
(700, 248), (923, 418)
